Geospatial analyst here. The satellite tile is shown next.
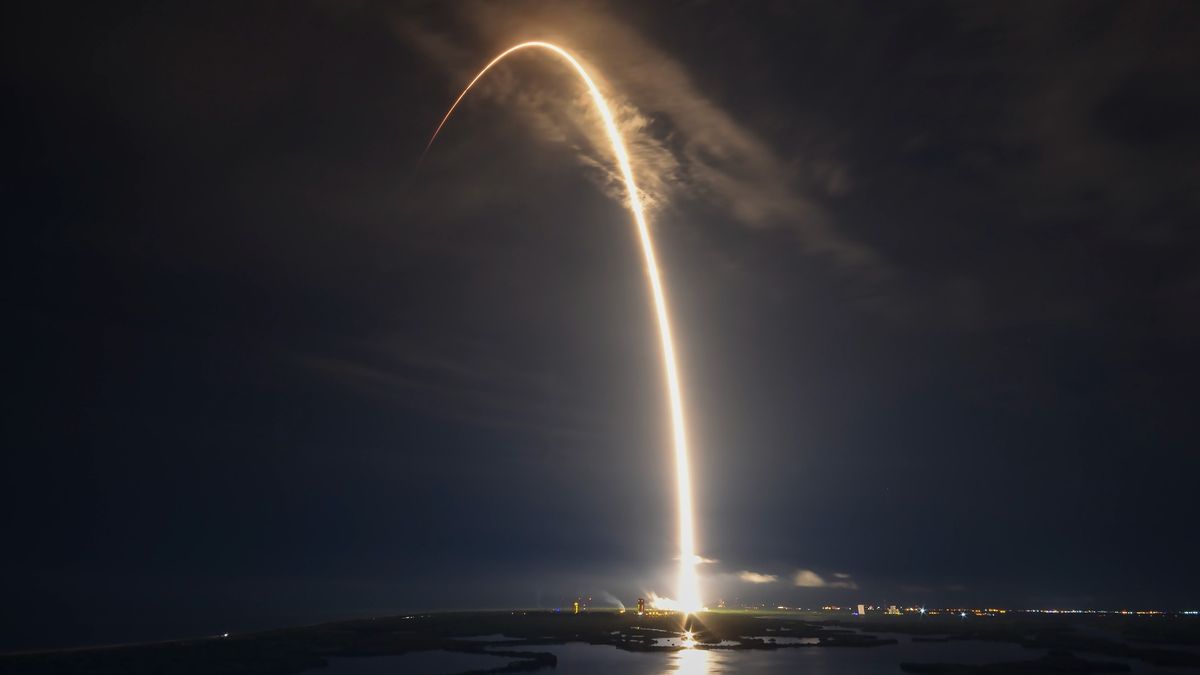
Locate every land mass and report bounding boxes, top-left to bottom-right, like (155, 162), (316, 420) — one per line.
(2, 609), (1198, 674)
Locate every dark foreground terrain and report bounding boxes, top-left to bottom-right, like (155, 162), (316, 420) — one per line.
(2, 610), (1197, 674)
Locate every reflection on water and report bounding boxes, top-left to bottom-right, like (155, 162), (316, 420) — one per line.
(317, 637), (1185, 675)
(653, 636), (818, 648)
(532, 639), (1038, 675)
(669, 647), (715, 674)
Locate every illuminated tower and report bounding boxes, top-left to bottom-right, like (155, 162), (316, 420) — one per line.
(637, 598), (645, 615)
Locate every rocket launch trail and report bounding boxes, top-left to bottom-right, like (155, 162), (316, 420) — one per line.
(423, 42), (702, 613)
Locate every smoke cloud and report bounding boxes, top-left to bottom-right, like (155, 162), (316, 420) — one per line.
(738, 570), (779, 584)
(393, 0), (881, 269)
(794, 569), (858, 589)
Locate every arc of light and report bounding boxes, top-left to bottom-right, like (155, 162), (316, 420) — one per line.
(423, 41), (701, 613)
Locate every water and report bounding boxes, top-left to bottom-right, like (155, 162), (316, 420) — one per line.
(651, 638), (742, 647)
(321, 650), (513, 674)
(650, 636), (819, 647)
(316, 638), (1186, 674)
(532, 640), (1035, 674)
(747, 636), (822, 645)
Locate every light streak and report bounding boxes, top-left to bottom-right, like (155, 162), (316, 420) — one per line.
(423, 41), (702, 613)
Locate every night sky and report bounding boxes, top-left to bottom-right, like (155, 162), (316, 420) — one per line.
(5, 1), (1199, 652)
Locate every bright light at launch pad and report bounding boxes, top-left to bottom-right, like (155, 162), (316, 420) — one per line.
(423, 41), (702, 613)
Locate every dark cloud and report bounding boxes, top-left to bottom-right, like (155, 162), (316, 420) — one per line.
(3, 0), (1199, 652)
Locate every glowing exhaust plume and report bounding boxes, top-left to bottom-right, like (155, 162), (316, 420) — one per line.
(423, 41), (701, 613)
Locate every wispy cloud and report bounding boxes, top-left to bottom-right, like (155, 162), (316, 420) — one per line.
(298, 335), (607, 439)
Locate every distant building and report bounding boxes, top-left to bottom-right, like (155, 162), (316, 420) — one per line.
(886, 605), (901, 615)
(637, 598), (645, 615)
(857, 604), (866, 615)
